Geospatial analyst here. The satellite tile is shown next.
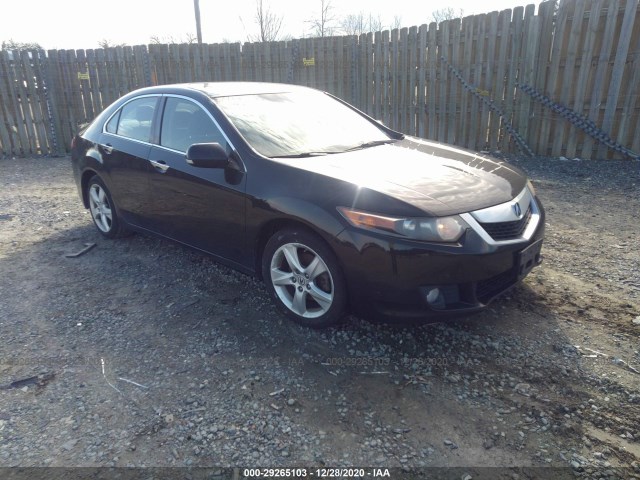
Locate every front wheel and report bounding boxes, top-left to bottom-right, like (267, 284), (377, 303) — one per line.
(86, 176), (128, 238)
(262, 228), (347, 328)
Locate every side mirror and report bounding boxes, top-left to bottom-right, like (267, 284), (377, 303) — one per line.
(186, 143), (229, 168)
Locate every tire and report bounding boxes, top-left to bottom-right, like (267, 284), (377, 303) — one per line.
(86, 176), (128, 238)
(262, 228), (347, 328)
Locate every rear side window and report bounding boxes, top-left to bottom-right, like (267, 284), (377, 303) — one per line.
(106, 96), (157, 142)
(160, 97), (228, 153)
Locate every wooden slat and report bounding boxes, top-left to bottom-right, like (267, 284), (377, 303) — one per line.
(596, 0), (638, 159)
(501, 7), (523, 153)
(389, 29), (399, 129)
(537, 1), (571, 157)
(551, 0), (586, 157)
(447, 19), (461, 145)
(426, 22), (437, 140)
(437, 22), (449, 143)
(408, 26), (418, 135)
(417, 24), (427, 139)
(517, 5), (539, 154)
(488, 11), (507, 150)
(381, 31), (390, 126)
(43, 49), (66, 155)
(0, 52), (19, 156)
(3, 51), (30, 154)
(616, 39), (640, 152)
(564, 0), (604, 158)
(21, 50), (49, 154)
(530, 1), (556, 155)
(581, 0), (621, 158)
(460, 15), (474, 147)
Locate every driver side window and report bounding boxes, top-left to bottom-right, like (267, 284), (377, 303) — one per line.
(160, 97), (228, 153)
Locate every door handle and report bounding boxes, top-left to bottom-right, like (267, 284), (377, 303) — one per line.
(149, 159), (169, 172)
(100, 143), (113, 154)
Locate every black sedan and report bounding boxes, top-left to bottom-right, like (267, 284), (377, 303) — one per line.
(71, 82), (544, 328)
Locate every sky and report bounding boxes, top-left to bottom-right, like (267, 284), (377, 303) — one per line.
(2, 0), (540, 50)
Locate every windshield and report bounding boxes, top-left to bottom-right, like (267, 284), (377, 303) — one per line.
(213, 90), (391, 158)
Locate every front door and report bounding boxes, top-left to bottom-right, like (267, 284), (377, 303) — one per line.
(146, 96), (247, 265)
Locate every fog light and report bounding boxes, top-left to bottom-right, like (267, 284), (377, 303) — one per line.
(424, 287), (448, 310)
(426, 288), (441, 305)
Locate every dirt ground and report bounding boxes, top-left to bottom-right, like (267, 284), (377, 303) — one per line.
(0, 155), (638, 479)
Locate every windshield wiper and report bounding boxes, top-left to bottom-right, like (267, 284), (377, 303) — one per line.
(344, 139), (397, 152)
(271, 151), (335, 158)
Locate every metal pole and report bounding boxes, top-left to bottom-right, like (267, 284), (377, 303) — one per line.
(194, 0), (203, 44)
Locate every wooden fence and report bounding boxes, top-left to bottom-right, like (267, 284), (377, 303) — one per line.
(0, 0), (639, 159)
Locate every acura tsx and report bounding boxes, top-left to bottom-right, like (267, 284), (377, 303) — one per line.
(71, 82), (544, 328)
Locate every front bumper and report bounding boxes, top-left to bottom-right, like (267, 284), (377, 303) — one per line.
(332, 196), (545, 320)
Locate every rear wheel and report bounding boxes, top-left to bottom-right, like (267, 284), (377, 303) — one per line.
(87, 176), (128, 238)
(262, 228), (347, 328)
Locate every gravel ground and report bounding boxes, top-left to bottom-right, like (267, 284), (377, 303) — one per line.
(0, 155), (639, 479)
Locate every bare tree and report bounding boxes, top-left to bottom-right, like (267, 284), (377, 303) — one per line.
(150, 34), (198, 45)
(308, 0), (336, 37)
(98, 39), (127, 49)
(341, 12), (383, 36)
(390, 15), (403, 30)
(431, 7), (464, 24)
(1, 39), (42, 51)
(252, 0), (283, 42)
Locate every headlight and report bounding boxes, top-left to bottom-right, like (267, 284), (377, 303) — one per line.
(337, 207), (468, 242)
(526, 180), (536, 196)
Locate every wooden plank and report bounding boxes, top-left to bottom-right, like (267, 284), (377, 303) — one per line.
(565, 0), (604, 158)
(356, 33), (365, 111)
(516, 5), (539, 154)
(335, 36), (344, 98)
(437, 22), (449, 143)
(487, 11), (506, 150)
(552, 0), (586, 157)
(0, 57), (13, 155)
(426, 22), (437, 140)
(597, 0), (638, 159)
(390, 29), (400, 131)
(85, 49), (102, 115)
(530, 1), (556, 155)
(8, 50), (32, 154)
(43, 49), (66, 155)
(15, 50), (38, 154)
(0, 52), (19, 156)
(381, 30), (391, 126)
(537, 1), (571, 157)
(460, 15), (474, 147)
(319, 37), (327, 92)
(417, 24), (427, 138)
(75, 50), (93, 124)
(193, 43), (203, 81)
(582, 0), (621, 158)
(373, 31), (382, 119)
(13, 50), (34, 154)
(366, 32), (374, 115)
(447, 19), (461, 145)
(21, 50), (49, 154)
(468, 15), (484, 150)
(615, 31), (640, 153)
(500, 7), (523, 153)
(407, 26), (418, 135)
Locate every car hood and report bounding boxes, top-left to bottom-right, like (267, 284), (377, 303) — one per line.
(273, 137), (528, 216)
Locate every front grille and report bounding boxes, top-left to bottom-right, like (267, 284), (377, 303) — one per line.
(476, 268), (517, 303)
(480, 205), (532, 241)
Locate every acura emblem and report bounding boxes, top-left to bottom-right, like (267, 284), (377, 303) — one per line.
(512, 202), (522, 218)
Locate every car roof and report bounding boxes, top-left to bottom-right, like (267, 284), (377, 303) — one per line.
(135, 82), (315, 98)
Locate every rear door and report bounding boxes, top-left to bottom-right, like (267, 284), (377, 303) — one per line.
(98, 95), (159, 227)
(146, 95), (247, 264)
